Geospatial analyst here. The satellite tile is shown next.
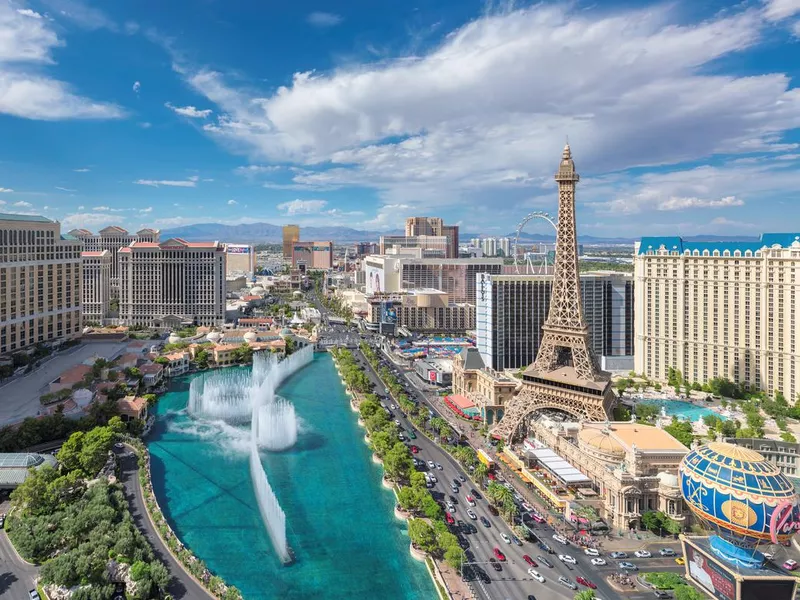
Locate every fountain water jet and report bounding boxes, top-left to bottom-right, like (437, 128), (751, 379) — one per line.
(187, 369), (253, 423)
(254, 400), (297, 451)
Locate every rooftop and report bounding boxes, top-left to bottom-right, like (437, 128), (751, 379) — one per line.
(638, 233), (800, 255)
(583, 422), (688, 452)
(0, 453), (58, 487)
(0, 213), (53, 223)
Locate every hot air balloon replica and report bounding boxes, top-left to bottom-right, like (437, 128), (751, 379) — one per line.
(679, 441), (800, 599)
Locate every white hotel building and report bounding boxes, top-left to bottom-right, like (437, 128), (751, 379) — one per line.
(634, 233), (800, 400)
(81, 250), (111, 324)
(119, 238), (226, 329)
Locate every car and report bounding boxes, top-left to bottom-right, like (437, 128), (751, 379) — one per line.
(394, 419), (401, 426)
(445, 513), (455, 525)
(398, 433), (406, 441)
(611, 551), (629, 559)
(480, 516), (491, 528)
(465, 494), (476, 506)
(459, 474), (466, 482)
(764, 552), (774, 560)
(452, 478), (461, 487)
(619, 561), (638, 571)
(493, 547), (506, 561)
(635, 550), (652, 558)
(450, 484), (459, 493)
(522, 502), (534, 512)
(390, 404), (396, 410)
(577, 576), (597, 589)
(475, 567), (491, 584)
(537, 555), (554, 568)
(784, 559), (798, 571)
(499, 533), (511, 544)
(29, 591), (41, 600)
(558, 576), (577, 590)
(654, 591), (671, 599)
(429, 474), (437, 483)
(427, 460), (436, 469)
(675, 557), (685, 565)
(489, 558), (502, 571)
(559, 554), (577, 565)
(114, 442), (124, 450)
(456, 519), (466, 530)
(511, 535), (522, 546)
(528, 568), (545, 582)
(407, 431), (416, 439)
(523, 554), (537, 567)
(659, 548), (676, 557)
(532, 513), (545, 523)
(538, 542), (553, 554)
(591, 557), (607, 566)
(584, 547), (600, 556)
(410, 445), (419, 453)
(436, 463), (443, 470)
(552, 534), (569, 545)
(467, 509), (478, 520)
(470, 488), (482, 500)
(446, 502), (456, 513)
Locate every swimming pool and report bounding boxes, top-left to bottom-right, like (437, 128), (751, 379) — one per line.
(638, 399), (725, 422)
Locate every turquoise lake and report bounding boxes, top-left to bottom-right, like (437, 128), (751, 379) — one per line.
(147, 353), (435, 600)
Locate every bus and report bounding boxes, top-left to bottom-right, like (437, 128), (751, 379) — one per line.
(477, 449), (495, 471)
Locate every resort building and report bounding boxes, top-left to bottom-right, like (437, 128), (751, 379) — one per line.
(451, 347), (518, 424)
(527, 418), (689, 530)
(1, 214), (83, 357)
(634, 233), (800, 400)
(380, 235), (451, 259)
(118, 238), (226, 329)
(224, 244), (256, 278)
(69, 226), (159, 294)
(282, 224), (300, 259)
(393, 216), (460, 259)
(162, 351), (190, 376)
(0, 453), (59, 490)
(364, 290), (475, 332)
(724, 437), (799, 478)
(291, 241), (333, 271)
(81, 250), (111, 324)
(476, 272), (634, 373)
(117, 395), (148, 422)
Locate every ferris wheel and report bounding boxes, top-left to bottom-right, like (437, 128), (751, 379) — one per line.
(513, 211), (558, 274)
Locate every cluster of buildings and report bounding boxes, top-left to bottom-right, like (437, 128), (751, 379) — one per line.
(282, 224), (333, 271)
(468, 237), (512, 257)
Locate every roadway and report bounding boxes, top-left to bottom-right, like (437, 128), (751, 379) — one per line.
(353, 339), (685, 600)
(0, 511), (39, 600)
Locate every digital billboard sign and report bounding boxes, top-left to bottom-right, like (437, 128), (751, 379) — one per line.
(381, 302), (398, 324)
(226, 245), (251, 254)
(685, 544), (736, 600)
(366, 265), (385, 295)
(740, 580), (796, 600)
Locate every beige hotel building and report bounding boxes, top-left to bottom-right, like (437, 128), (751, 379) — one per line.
(635, 233), (800, 400)
(0, 214), (83, 356)
(118, 238), (226, 329)
(81, 250), (111, 325)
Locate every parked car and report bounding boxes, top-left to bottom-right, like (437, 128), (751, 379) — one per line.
(511, 535), (522, 546)
(501, 533), (511, 544)
(445, 513), (455, 525)
(29, 591), (41, 600)
(488, 504), (500, 516)
(489, 558), (502, 571)
(675, 557), (685, 565)
(654, 591), (671, 599)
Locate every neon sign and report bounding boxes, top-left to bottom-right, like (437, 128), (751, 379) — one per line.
(770, 500), (800, 544)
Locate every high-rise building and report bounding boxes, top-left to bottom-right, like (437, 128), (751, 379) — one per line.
(69, 226), (159, 295)
(224, 244), (256, 277)
(291, 241), (333, 270)
(401, 216), (459, 258)
(379, 235), (449, 258)
(81, 250), (111, 324)
(481, 238), (497, 257)
(1, 214), (82, 356)
(499, 237), (511, 258)
(118, 238), (226, 329)
(476, 272), (634, 372)
(282, 225), (300, 259)
(634, 234), (800, 400)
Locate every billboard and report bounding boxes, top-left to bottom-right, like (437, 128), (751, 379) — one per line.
(381, 302), (398, 324)
(740, 580), (796, 600)
(226, 245), (251, 254)
(366, 265), (385, 295)
(685, 544), (736, 600)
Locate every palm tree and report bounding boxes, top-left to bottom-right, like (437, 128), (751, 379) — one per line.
(474, 463), (489, 484)
(574, 591), (596, 600)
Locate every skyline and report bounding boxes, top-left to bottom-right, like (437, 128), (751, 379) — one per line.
(0, 0), (798, 237)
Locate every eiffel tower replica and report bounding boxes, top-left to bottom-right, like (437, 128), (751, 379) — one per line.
(492, 144), (615, 441)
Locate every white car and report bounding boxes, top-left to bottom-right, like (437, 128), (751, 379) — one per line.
(522, 502), (534, 512)
(528, 569), (545, 583)
(559, 554), (577, 565)
(634, 550), (652, 558)
(501, 533), (511, 544)
(591, 557), (607, 566)
(584, 548), (600, 556)
(430, 474), (437, 483)
(427, 460), (436, 469)
(436, 463), (443, 470)
(467, 509), (477, 520)
(446, 502), (455, 513)
(552, 534), (569, 545)
(394, 419), (401, 426)
(390, 404), (396, 410)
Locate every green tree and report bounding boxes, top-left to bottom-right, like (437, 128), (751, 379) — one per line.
(674, 585), (704, 600)
(473, 462), (489, 483)
(107, 416), (126, 435)
(57, 431), (86, 473)
(634, 403), (660, 422)
(370, 430), (394, 458)
(574, 592), (596, 600)
(421, 494), (443, 520)
(384, 442), (413, 481)
(641, 511), (663, 533)
(664, 418), (694, 448)
(194, 349), (210, 369)
(781, 432), (797, 443)
(444, 545), (466, 569)
(79, 426), (115, 476)
(408, 518), (438, 553)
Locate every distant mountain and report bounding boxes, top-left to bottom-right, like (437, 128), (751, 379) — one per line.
(160, 221), (763, 246)
(160, 222), (403, 243)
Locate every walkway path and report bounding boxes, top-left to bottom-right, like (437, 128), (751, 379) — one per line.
(115, 446), (212, 599)
(0, 516), (39, 600)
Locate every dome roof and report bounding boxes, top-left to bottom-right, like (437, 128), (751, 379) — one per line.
(243, 331), (257, 342)
(679, 441), (800, 548)
(250, 286), (266, 295)
(168, 332), (181, 344)
(206, 331), (222, 343)
(280, 327), (292, 338)
(657, 471), (679, 488)
(578, 427), (624, 457)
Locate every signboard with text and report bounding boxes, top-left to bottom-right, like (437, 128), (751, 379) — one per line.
(684, 544), (736, 600)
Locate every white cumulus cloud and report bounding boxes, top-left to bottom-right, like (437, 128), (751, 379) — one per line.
(13, 200), (32, 207)
(763, 0), (800, 21)
(16, 8), (42, 19)
(73, 167), (90, 172)
(0, 187), (12, 192)
(307, 12), (342, 28)
(165, 102), (212, 118)
(276, 199), (327, 215)
(132, 81), (141, 94)
(134, 179), (197, 188)
(227, 199), (238, 205)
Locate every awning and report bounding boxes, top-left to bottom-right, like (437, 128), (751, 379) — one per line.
(528, 448), (592, 485)
(577, 488), (598, 496)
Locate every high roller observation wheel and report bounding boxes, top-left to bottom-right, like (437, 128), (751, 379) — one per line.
(513, 211), (558, 274)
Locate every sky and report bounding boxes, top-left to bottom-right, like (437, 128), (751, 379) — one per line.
(0, 0), (799, 239)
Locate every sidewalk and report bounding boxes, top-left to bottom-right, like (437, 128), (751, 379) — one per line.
(437, 560), (475, 600)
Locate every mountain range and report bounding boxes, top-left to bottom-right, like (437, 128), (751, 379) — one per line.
(159, 221), (762, 246)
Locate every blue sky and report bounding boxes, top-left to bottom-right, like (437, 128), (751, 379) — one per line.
(0, 0), (799, 238)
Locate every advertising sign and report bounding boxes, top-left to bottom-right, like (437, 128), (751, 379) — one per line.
(226, 245), (251, 254)
(366, 265), (385, 295)
(381, 302), (398, 324)
(429, 370), (437, 383)
(740, 580), (796, 600)
(685, 544), (736, 600)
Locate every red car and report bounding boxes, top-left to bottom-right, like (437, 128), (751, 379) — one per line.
(488, 473), (496, 480)
(523, 554), (537, 567)
(445, 513), (455, 525)
(576, 576), (596, 589)
(493, 547), (506, 561)
(410, 445), (419, 454)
